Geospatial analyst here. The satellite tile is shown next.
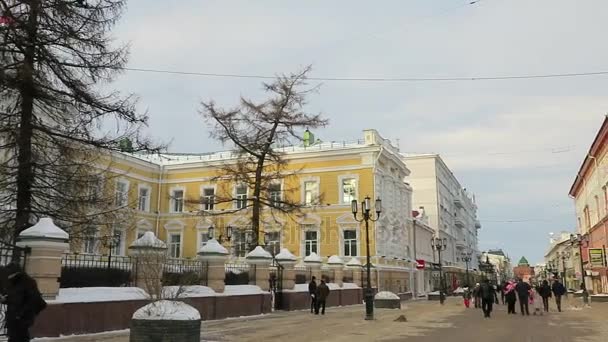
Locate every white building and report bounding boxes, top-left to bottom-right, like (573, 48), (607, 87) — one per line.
(410, 209), (436, 296)
(402, 154), (482, 285)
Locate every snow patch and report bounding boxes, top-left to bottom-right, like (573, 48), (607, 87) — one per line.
(327, 255), (344, 265)
(327, 283), (341, 290)
(130, 231), (166, 249)
(375, 291), (400, 300)
(246, 246), (272, 259)
(286, 283), (310, 292)
(19, 217), (68, 240)
(275, 248), (297, 261)
(346, 257), (362, 266)
(221, 285), (266, 296)
(591, 293), (608, 297)
(304, 252), (322, 263)
(163, 286), (216, 298)
(453, 287), (465, 294)
(133, 300), (200, 321)
(342, 283), (361, 289)
(198, 239), (228, 255)
(51, 287), (148, 304)
(428, 291), (441, 295)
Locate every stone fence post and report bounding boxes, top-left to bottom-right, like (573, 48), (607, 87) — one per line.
(246, 246), (272, 291)
(328, 255), (344, 287)
(198, 239), (229, 293)
(16, 218), (69, 300)
(346, 257), (363, 287)
(304, 252), (323, 282)
(128, 231), (167, 297)
(275, 248), (297, 290)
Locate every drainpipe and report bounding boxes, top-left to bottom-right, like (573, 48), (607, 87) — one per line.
(155, 164), (164, 237)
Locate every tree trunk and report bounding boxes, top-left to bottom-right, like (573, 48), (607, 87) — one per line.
(14, 0), (39, 241)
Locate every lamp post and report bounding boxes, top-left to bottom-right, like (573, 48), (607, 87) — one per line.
(431, 236), (448, 304)
(208, 225), (233, 244)
(558, 251), (570, 287)
(570, 233), (589, 304)
(462, 250), (472, 287)
(351, 196), (382, 321)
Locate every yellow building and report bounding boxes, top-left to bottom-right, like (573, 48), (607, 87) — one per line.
(84, 129), (414, 292)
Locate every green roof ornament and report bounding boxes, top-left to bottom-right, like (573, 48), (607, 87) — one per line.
(518, 256), (529, 266)
(303, 129), (315, 147)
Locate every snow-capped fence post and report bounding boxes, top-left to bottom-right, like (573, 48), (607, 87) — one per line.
(275, 248), (297, 290)
(16, 217), (69, 299)
(346, 257), (363, 287)
(130, 300), (201, 342)
(328, 255), (345, 287)
(303, 252), (323, 282)
(129, 232), (167, 297)
(246, 246), (272, 291)
(197, 239), (229, 293)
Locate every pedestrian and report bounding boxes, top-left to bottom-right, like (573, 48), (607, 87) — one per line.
(494, 284), (500, 305)
(479, 279), (495, 318)
(500, 281), (507, 305)
(505, 280), (517, 314)
(1, 262), (47, 342)
(315, 279), (330, 315)
(580, 282), (590, 306)
(515, 278), (531, 316)
(462, 285), (472, 308)
(539, 280), (552, 312)
(551, 279), (566, 312)
(308, 276), (317, 314)
(473, 283), (481, 309)
(531, 286), (543, 316)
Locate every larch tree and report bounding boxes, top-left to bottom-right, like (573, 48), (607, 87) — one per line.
(200, 66), (328, 250)
(0, 0), (158, 243)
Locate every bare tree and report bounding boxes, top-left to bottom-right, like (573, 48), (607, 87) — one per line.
(200, 66), (328, 249)
(0, 0), (160, 242)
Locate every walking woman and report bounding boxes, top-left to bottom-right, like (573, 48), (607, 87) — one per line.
(539, 280), (552, 312)
(505, 280), (517, 314)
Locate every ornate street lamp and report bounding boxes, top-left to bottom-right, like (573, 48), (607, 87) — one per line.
(431, 236), (448, 304)
(570, 233), (589, 303)
(558, 251), (571, 286)
(207, 225), (233, 243)
(352, 196), (382, 320)
(462, 250), (473, 287)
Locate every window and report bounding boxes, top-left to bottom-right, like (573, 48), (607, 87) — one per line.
(305, 231), (318, 256)
(83, 228), (98, 254)
(87, 176), (103, 202)
(199, 231), (209, 249)
(111, 229), (125, 256)
(232, 230), (250, 257)
(169, 233), (181, 258)
(264, 231), (280, 255)
(115, 180), (128, 207)
(341, 178), (357, 204)
(343, 230), (357, 257)
(595, 195), (601, 221)
(584, 206), (591, 229)
(171, 189), (184, 213)
(269, 183), (282, 207)
(304, 181), (319, 205)
(235, 185), (247, 209)
(202, 188), (215, 211)
(138, 186), (150, 212)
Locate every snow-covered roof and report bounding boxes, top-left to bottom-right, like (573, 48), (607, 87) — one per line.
(130, 231), (166, 249)
(198, 239), (228, 255)
(346, 257), (362, 266)
(132, 300), (201, 321)
(19, 217), (69, 241)
(327, 255), (344, 265)
(375, 291), (400, 300)
(275, 248), (297, 261)
(304, 252), (322, 263)
(246, 246), (272, 259)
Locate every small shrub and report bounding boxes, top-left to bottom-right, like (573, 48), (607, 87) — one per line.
(60, 267), (131, 288)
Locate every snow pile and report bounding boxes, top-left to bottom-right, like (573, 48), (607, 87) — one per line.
(428, 291), (441, 295)
(52, 287), (148, 304)
(198, 239), (228, 255)
(591, 293), (608, 297)
(342, 283), (361, 289)
(304, 252), (322, 263)
(275, 248), (297, 261)
(453, 287), (465, 294)
(130, 231), (166, 249)
(133, 300), (201, 321)
(346, 257), (362, 266)
(246, 246), (272, 259)
(163, 286), (216, 298)
(222, 285), (265, 296)
(375, 291), (400, 300)
(327, 283), (341, 290)
(19, 217), (68, 240)
(327, 255), (344, 265)
(286, 283), (310, 292)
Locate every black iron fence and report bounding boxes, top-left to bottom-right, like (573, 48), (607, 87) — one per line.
(163, 258), (208, 286)
(225, 263), (254, 285)
(294, 265), (312, 284)
(60, 253), (135, 288)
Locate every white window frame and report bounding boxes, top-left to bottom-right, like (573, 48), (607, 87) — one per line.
(234, 184), (248, 210)
(83, 227), (98, 254)
(341, 228), (359, 257)
(268, 181), (283, 207)
(170, 186), (186, 213)
(115, 179), (129, 208)
(137, 184), (152, 212)
(338, 174), (359, 205)
(264, 230), (281, 255)
(301, 224), (320, 257)
(167, 232), (183, 258)
(111, 228), (126, 256)
(200, 185), (216, 211)
(301, 176), (320, 206)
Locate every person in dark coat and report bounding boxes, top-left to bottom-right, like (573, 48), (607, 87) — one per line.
(515, 278), (531, 316)
(479, 279), (496, 318)
(552, 279), (567, 312)
(539, 280), (552, 312)
(500, 281), (507, 305)
(1, 262), (46, 342)
(308, 276), (317, 314)
(504, 280), (517, 314)
(315, 279), (330, 315)
(472, 283), (481, 308)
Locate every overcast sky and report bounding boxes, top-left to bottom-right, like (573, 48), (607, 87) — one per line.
(112, 0), (608, 263)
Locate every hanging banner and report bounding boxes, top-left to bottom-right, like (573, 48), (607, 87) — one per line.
(588, 248), (605, 268)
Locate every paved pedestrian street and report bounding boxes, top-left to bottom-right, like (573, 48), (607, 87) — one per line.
(35, 297), (608, 342)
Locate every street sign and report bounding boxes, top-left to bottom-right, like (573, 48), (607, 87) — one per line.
(415, 259), (425, 270)
(589, 248), (605, 268)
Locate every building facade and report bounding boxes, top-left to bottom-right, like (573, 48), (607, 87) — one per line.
(569, 116), (608, 294)
(544, 233), (578, 290)
(402, 154), (481, 290)
(482, 249), (513, 283)
(84, 129), (417, 293)
(513, 257), (535, 283)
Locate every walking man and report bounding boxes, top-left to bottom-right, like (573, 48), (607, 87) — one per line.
(308, 276), (317, 314)
(480, 279), (495, 318)
(552, 279), (566, 312)
(505, 280), (517, 314)
(473, 283), (481, 308)
(315, 279), (330, 315)
(539, 280), (552, 312)
(1, 262), (47, 342)
(515, 278), (531, 316)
